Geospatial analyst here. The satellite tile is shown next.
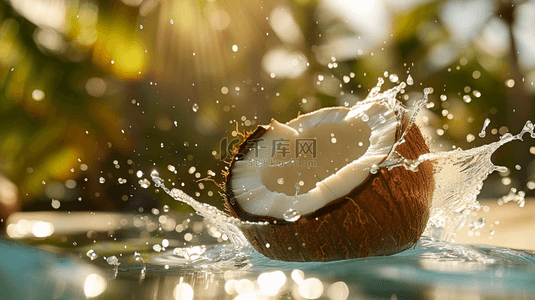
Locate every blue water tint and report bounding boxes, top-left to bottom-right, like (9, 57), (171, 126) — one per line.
(141, 236), (535, 297)
(0, 238), (104, 300)
(242, 237), (535, 297)
(2, 235), (534, 299)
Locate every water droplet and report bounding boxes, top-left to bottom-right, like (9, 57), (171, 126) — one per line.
(163, 205), (170, 212)
(379, 114), (386, 124)
(86, 249), (98, 260)
(266, 243), (270, 248)
(361, 114), (369, 122)
(99, 177), (105, 184)
(192, 103), (199, 112)
(139, 178), (151, 188)
(170, 19), (174, 24)
(463, 95), (471, 103)
(505, 79), (515, 88)
(277, 178), (285, 185)
(479, 118), (491, 138)
(134, 252), (146, 274)
(51, 199), (61, 209)
(370, 164), (379, 174)
(283, 209), (301, 222)
(106, 256), (120, 266)
(331, 137), (337, 143)
(139, 24), (143, 29)
(407, 75), (414, 85)
(388, 74), (399, 83)
(32, 89), (45, 101)
(153, 244), (162, 252)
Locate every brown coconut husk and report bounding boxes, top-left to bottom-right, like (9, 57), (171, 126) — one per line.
(223, 113), (434, 262)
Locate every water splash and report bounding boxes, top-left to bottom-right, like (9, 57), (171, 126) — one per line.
(150, 79), (534, 254)
(134, 252), (147, 280)
(498, 187), (526, 207)
(379, 118), (533, 241)
(353, 79), (534, 241)
(106, 255), (120, 266)
(422, 120), (534, 241)
(105, 255), (120, 278)
(150, 170), (249, 249)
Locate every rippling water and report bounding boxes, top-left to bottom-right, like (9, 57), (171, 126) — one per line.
(3, 233), (534, 299)
(75, 235), (535, 299)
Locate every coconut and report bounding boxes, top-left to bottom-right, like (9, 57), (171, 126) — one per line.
(223, 100), (434, 262)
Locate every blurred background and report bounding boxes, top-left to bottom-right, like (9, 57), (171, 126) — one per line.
(0, 0), (534, 230)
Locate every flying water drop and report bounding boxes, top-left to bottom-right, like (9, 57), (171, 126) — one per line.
(134, 252), (147, 275)
(283, 209), (301, 222)
(86, 249), (98, 260)
(106, 256), (120, 266)
(139, 178), (151, 188)
(407, 75), (414, 85)
(479, 118), (491, 138)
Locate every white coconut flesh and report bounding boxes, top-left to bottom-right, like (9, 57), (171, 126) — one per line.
(231, 102), (399, 219)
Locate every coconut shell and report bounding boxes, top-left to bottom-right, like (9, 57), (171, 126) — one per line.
(223, 113), (434, 262)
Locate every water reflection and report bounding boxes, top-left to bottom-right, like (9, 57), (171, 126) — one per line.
(79, 236), (535, 299)
(3, 209), (535, 299)
(84, 274), (107, 298)
(0, 238), (106, 300)
(173, 281), (193, 300)
(1, 232), (535, 299)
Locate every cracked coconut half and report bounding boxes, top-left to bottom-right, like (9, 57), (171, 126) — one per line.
(224, 100), (434, 262)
